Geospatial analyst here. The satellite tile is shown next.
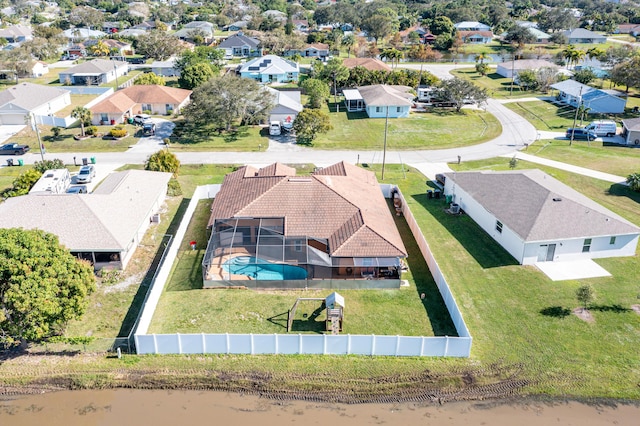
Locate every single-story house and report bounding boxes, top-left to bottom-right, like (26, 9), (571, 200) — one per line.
(239, 55), (299, 83)
(102, 39), (133, 56)
(443, 169), (640, 265)
(262, 9), (287, 22)
(563, 28), (606, 44)
(102, 21), (124, 33)
(173, 21), (214, 43)
(527, 27), (551, 43)
(342, 58), (391, 72)
(58, 59), (129, 86)
(265, 87), (302, 125)
(398, 26), (432, 43)
(62, 28), (107, 40)
(496, 59), (558, 79)
(621, 118), (640, 146)
(151, 57), (180, 77)
(223, 20), (249, 32)
(454, 21), (491, 32)
(616, 23), (640, 36)
(218, 32), (262, 58)
(343, 85), (413, 118)
(458, 30), (493, 44)
(550, 79), (626, 114)
(89, 84), (192, 124)
(65, 43), (87, 57)
(202, 162), (407, 287)
(0, 24), (33, 43)
(286, 43), (330, 58)
(119, 28), (147, 38)
(0, 82), (70, 125)
(0, 170), (172, 270)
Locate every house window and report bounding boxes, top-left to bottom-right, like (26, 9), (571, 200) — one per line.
(100, 113), (108, 123)
(609, 236), (616, 245)
(376, 107), (382, 113)
(582, 238), (592, 252)
(495, 220), (503, 233)
(166, 104), (173, 113)
(396, 107), (401, 113)
(142, 104), (151, 112)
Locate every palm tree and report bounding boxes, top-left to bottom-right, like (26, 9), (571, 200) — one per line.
(342, 34), (356, 58)
(577, 104), (591, 125)
(71, 106), (92, 137)
(90, 41), (110, 57)
(627, 173), (640, 192)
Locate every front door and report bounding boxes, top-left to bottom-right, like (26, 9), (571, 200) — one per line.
(537, 244), (556, 262)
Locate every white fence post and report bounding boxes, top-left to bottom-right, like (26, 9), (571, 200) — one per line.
(225, 333), (229, 354)
(177, 333), (182, 354)
(153, 334), (158, 354)
(201, 333), (206, 354)
(395, 335), (400, 356)
(371, 334), (376, 355)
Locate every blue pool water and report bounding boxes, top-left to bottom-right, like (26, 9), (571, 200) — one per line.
(223, 256), (308, 280)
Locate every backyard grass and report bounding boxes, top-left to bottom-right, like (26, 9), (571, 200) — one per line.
(148, 183), (456, 336)
(11, 123), (139, 152)
(54, 94), (99, 117)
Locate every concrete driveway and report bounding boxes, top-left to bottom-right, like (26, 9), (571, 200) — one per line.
(125, 118), (175, 154)
(0, 125), (26, 144)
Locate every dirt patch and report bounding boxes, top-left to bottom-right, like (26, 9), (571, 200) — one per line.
(573, 308), (595, 323)
(102, 273), (143, 294)
(631, 304), (640, 315)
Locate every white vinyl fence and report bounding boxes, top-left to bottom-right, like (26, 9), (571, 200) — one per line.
(34, 87), (114, 128)
(135, 185), (472, 357)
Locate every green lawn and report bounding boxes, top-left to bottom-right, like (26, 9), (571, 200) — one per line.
(504, 100), (578, 130)
(526, 139), (640, 177)
(451, 69), (551, 100)
(12, 123), (140, 152)
(54, 94), (99, 117)
(312, 101), (502, 150)
(148, 184), (456, 337)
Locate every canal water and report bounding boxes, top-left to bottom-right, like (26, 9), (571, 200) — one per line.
(1, 389), (638, 425)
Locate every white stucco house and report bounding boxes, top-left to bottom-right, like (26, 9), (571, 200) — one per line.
(443, 170), (640, 265)
(343, 85), (413, 118)
(58, 59), (128, 86)
(265, 87), (302, 125)
(0, 82), (70, 125)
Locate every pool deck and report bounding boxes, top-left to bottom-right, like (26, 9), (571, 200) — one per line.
(205, 250), (254, 282)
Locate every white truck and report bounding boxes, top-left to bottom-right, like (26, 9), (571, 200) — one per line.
(269, 121), (281, 136)
(584, 120), (617, 137)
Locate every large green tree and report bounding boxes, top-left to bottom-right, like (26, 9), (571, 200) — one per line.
(135, 72), (166, 86)
(438, 78), (488, 112)
(178, 62), (215, 90)
(0, 229), (96, 345)
(145, 149), (180, 177)
(183, 75), (274, 131)
(135, 30), (184, 60)
(292, 109), (332, 145)
(301, 78), (330, 109)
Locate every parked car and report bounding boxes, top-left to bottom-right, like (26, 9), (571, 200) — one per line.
(584, 120), (617, 137)
(66, 185), (88, 194)
(133, 114), (151, 125)
(143, 122), (156, 135)
(566, 128), (597, 141)
(269, 121), (281, 136)
(61, 54), (79, 61)
(76, 165), (95, 183)
(0, 143), (30, 155)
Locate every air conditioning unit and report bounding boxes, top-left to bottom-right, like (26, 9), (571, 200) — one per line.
(151, 213), (161, 223)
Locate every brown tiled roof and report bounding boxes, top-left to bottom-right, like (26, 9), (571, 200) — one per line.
(308, 42), (329, 50)
(208, 161), (406, 258)
(342, 58), (391, 72)
(90, 85), (191, 114)
(458, 30), (494, 38)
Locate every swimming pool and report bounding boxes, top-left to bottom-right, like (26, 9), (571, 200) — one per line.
(223, 256), (308, 280)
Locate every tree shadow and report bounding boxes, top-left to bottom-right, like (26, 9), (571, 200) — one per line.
(540, 306), (571, 318)
(223, 129), (249, 143)
(345, 111), (368, 120)
(589, 304), (630, 313)
(606, 183), (640, 204)
(410, 194), (519, 269)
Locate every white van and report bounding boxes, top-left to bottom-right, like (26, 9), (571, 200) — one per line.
(269, 121), (281, 136)
(584, 120), (617, 137)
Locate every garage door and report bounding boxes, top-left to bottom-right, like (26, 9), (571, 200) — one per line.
(0, 113), (27, 125)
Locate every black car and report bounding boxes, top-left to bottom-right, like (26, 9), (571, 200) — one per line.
(0, 143), (30, 155)
(566, 128), (597, 141)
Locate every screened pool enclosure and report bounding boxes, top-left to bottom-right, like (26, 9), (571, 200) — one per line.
(202, 217), (403, 289)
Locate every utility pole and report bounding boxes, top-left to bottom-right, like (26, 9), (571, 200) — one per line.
(569, 86), (583, 146)
(332, 71), (339, 113)
(381, 106), (389, 180)
(30, 113), (44, 161)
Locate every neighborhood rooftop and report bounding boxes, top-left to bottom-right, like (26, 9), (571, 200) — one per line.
(0, 82), (69, 111)
(444, 170), (640, 241)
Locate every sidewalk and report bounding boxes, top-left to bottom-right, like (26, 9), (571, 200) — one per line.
(503, 152), (627, 184)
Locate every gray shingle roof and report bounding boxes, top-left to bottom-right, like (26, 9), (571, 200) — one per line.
(0, 170), (171, 251)
(218, 33), (260, 49)
(0, 83), (69, 111)
(356, 85), (414, 107)
(622, 117), (640, 131)
(445, 170), (640, 241)
(63, 59), (128, 75)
